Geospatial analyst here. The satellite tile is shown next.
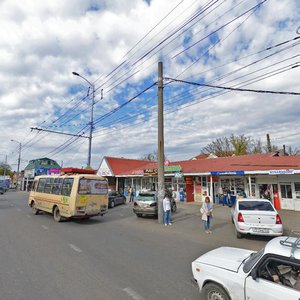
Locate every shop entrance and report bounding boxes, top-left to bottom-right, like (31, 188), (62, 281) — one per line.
(280, 183), (294, 210)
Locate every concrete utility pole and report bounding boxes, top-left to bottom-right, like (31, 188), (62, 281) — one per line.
(157, 62), (165, 224)
(72, 72), (95, 169)
(11, 140), (21, 190)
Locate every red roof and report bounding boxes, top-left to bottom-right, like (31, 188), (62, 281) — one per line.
(102, 154), (300, 176)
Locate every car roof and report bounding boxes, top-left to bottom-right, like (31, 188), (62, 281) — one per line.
(264, 236), (300, 260)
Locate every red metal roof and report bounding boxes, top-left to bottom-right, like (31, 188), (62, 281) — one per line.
(103, 154), (300, 176)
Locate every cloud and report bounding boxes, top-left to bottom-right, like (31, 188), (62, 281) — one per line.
(0, 0), (299, 170)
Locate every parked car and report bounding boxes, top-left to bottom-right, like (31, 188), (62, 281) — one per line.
(0, 186), (4, 194)
(231, 198), (283, 238)
(108, 191), (126, 208)
(133, 191), (177, 217)
(192, 235), (300, 300)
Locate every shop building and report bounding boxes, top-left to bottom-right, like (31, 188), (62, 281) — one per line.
(97, 154), (300, 211)
(23, 157), (61, 190)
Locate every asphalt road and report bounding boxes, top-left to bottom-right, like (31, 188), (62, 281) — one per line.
(0, 192), (270, 300)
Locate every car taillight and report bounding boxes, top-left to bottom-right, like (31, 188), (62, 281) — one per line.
(238, 212), (244, 222)
(276, 214), (282, 224)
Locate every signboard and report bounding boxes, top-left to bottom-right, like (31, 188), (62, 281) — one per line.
(143, 168), (158, 175)
(211, 171), (244, 176)
(164, 165), (182, 172)
(268, 169), (295, 175)
(174, 172), (183, 178)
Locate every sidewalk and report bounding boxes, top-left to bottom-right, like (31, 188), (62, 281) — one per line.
(174, 201), (300, 234)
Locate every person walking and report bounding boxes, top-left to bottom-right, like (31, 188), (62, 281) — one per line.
(201, 196), (213, 234)
(163, 193), (172, 226)
(129, 186), (135, 202)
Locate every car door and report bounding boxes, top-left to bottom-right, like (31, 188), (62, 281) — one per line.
(116, 192), (123, 205)
(245, 256), (300, 300)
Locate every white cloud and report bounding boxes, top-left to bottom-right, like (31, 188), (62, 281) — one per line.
(0, 0), (299, 170)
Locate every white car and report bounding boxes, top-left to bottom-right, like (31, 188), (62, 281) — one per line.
(192, 235), (300, 300)
(231, 198), (283, 238)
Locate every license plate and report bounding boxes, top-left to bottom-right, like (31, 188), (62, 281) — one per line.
(252, 228), (269, 233)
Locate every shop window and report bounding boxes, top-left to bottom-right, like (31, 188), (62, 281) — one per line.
(280, 184), (292, 199)
(202, 176), (207, 187)
(295, 183), (300, 199)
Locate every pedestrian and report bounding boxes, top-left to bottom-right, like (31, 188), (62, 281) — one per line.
(163, 193), (172, 226)
(200, 196), (213, 234)
(129, 186), (135, 202)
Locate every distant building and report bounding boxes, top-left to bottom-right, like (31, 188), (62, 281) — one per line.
(23, 157), (61, 190)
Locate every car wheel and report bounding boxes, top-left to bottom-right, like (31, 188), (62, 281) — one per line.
(53, 206), (62, 222)
(111, 201), (115, 208)
(202, 283), (230, 300)
(236, 229), (243, 239)
(31, 201), (39, 215)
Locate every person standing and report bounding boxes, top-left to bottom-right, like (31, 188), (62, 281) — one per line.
(201, 196), (213, 234)
(163, 194), (172, 226)
(129, 186), (135, 202)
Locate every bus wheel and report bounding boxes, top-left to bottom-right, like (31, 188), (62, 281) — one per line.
(31, 201), (39, 215)
(53, 206), (62, 222)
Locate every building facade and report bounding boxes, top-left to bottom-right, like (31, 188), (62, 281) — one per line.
(97, 154), (300, 211)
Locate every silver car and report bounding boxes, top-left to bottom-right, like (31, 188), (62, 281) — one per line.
(133, 192), (176, 217)
(231, 198), (283, 238)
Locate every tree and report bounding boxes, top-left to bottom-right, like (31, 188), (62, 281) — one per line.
(0, 163), (13, 176)
(287, 146), (300, 155)
(140, 150), (167, 161)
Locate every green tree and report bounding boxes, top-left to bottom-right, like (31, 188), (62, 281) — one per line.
(0, 163), (13, 176)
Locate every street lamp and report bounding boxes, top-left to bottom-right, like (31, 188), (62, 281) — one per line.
(72, 72), (95, 168)
(10, 139), (22, 190)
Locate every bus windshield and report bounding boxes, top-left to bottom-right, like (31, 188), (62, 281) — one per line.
(78, 179), (108, 195)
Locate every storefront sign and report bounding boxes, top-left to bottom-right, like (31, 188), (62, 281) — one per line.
(268, 169), (295, 175)
(164, 165), (182, 172)
(143, 168), (158, 175)
(174, 172), (183, 178)
(211, 171), (244, 176)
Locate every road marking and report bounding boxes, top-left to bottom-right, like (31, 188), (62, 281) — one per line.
(41, 225), (48, 230)
(69, 244), (82, 253)
(17, 208), (22, 212)
(26, 214), (31, 218)
(123, 288), (145, 300)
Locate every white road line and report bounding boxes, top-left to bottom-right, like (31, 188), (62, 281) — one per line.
(69, 244), (82, 253)
(123, 288), (145, 300)
(26, 214), (31, 218)
(41, 225), (48, 230)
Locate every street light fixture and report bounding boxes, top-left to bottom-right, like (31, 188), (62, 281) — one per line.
(72, 72), (95, 168)
(10, 139), (22, 190)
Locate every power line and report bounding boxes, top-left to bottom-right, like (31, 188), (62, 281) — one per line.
(164, 74), (300, 96)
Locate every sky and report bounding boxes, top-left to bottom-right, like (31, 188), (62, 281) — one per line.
(0, 0), (300, 171)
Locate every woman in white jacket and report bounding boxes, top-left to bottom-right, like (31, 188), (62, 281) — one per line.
(201, 196), (213, 234)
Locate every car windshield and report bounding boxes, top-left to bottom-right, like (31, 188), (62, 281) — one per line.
(136, 194), (156, 202)
(239, 201), (274, 211)
(243, 248), (264, 273)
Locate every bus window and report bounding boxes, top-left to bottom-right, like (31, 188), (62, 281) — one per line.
(51, 178), (63, 195)
(37, 178), (47, 193)
(78, 179), (108, 195)
(61, 178), (74, 196)
(44, 178), (53, 194)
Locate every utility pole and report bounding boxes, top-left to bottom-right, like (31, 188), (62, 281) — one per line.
(11, 140), (21, 190)
(72, 72), (95, 169)
(266, 133), (272, 153)
(157, 62), (165, 224)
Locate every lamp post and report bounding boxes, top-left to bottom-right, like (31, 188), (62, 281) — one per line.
(11, 139), (21, 190)
(72, 72), (95, 168)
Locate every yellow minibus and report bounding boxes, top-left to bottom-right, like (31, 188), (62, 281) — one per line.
(28, 170), (108, 222)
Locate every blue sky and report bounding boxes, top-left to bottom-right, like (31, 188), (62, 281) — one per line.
(0, 0), (300, 170)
